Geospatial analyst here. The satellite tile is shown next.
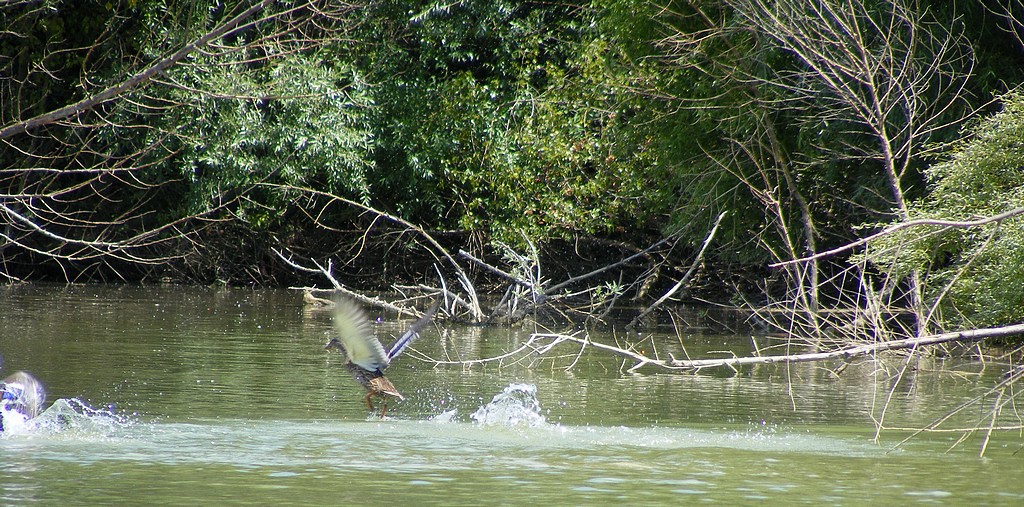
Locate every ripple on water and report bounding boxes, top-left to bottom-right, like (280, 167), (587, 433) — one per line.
(4, 382), (993, 506)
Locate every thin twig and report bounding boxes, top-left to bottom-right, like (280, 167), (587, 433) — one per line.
(771, 208), (1024, 268)
(546, 236), (674, 294)
(629, 211), (726, 328)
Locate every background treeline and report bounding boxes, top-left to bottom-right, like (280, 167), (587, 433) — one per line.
(2, 1), (1024, 334)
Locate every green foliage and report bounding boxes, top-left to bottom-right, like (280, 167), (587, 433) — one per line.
(629, 0), (800, 262)
(6, 0), (1024, 292)
(866, 92), (1024, 326)
(446, 38), (665, 239)
(344, 0), (672, 243)
(171, 56), (372, 225)
(130, 50), (374, 228)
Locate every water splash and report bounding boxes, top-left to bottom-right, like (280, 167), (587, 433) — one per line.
(1, 398), (132, 438)
(470, 383), (547, 428)
(0, 405), (31, 433)
(429, 408), (459, 423)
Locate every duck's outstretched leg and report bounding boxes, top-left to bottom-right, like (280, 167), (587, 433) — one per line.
(364, 392), (375, 412)
(379, 400), (389, 419)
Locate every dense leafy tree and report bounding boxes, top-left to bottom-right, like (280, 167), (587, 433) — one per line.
(336, 0), (674, 241)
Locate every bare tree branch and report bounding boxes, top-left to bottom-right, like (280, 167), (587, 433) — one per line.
(527, 322), (1024, 373)
(770, 207), (1024, 268)
(0, 0), (275, 139)
(629, 211), (725, 328)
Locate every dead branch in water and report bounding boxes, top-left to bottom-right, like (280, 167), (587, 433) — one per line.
(884, 357), (1024, 458)
(266, 184), (485, 322)
(454, 222), (723, 325)
(273, 249), (424, 317)
(403, 331), (593, 369)
(406, 318), (1024, 457)
(437, 323), (1024, 373)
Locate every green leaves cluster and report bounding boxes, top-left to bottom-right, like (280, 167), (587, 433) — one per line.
(160, 55), (373, 227)
(78, 1), (376, 230)
(350, 0), (671, 241)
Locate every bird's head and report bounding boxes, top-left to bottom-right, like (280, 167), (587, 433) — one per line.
(324, 337), (346, 353)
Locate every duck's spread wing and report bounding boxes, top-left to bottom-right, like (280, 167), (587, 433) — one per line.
(1, 371), (46, 419)
(332, 299), (389, 371)
(387, 298), (441, 360)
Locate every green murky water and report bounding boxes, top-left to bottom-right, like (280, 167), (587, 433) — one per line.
(1, 284), (1021, 505)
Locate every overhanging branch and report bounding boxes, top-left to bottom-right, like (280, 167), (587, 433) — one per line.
(0, 0), (274, 139)
(771, 207), (1024, 268)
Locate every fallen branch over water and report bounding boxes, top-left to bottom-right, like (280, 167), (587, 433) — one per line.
(536, 323), (1024, 373)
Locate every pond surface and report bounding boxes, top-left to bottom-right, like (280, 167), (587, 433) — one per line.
(0, 284), (1021, 505)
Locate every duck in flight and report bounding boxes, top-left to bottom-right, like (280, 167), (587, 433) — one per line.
(325, 298), (440, 417)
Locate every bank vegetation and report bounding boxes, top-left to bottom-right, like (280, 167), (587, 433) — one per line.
(3, 0), (1024, 452)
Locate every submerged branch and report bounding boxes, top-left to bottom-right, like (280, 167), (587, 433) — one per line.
(513, 323), (1024, 373)
(887, 362), (1024, 457)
